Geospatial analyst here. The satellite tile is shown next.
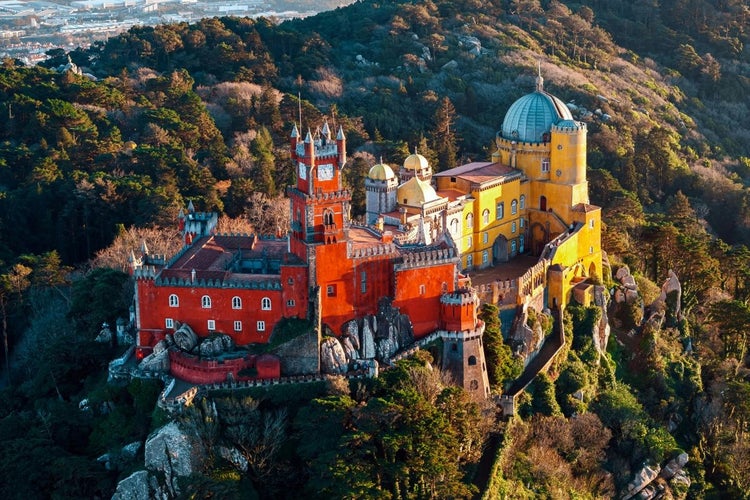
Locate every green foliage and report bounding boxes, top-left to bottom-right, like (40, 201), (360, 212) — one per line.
(479, 303), (521, 391)
(69, 267), (130, 338)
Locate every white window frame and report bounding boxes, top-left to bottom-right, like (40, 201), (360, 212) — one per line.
(467, 236), (472, 248)
(496, 202), (504, 220)
(234, 320), (242, 332)
(201, 295), (211, 308)
(483, 232), (488, 244)
(511, 199), (518, 215)
(165, 318), (174, 329)
(257, 320), (266, 332)
(512, 221), (517, 233)
(520, 195), (526, 210)
(482, 250), (489, 264)
(261, 297), (271, 310)
(419, 284), (426, 295)
(169, 294), (179, 307)
(207, 319), (215, 331)
(232, 296), (242, 309)
(541, 158), (550, 173)
(287, 299), (295, 307)
(482, 209), (490, 225)
(466, 213), (474, 229)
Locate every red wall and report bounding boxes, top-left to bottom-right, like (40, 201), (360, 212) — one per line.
(169, 351), (280, 384)
(394, 263), (456, 338)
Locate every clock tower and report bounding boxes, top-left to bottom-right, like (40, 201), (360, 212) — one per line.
(288, 121), (350, 263)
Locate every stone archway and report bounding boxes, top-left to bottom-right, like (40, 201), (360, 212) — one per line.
(493, 234), (509, 263)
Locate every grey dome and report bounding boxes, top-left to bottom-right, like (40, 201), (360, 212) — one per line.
(501, 89), (573, 143)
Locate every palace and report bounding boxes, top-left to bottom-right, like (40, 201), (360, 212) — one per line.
(130, 75), (602, 398)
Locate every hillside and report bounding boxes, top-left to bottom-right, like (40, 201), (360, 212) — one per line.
(0, 0), (749, 498)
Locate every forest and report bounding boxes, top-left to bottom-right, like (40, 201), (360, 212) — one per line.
(1, 0), (750, 497)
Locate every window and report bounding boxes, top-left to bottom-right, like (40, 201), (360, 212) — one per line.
(419, 284), (426, 295)
(511, 199), (518, 215)
(466, 213), (474, 229)
(287, 299), (295, 307)
(467, 254), (473, 267)
(590, 246), (594, 254)
(466, 236), (472, 248)
(590, 219), (595, 228)
(361, 271), (367, 294)
(257, 321), (266, 332)
(207, 319), (215, 331)
(483, 232), (488, 244)
(496, 202), (504, 220)
(520, 195), (525, 209)
(261, 297), (271, 310)
(450, 218), (459, 235)
(542, 158), (550, 173)
(511, 240), (517, 254)
(165, 318), (174, 329)
(520, 235), (525, 253)
(234, 321), (242, 332)
(287, 277), (294, 285)
(327, 284), (337, 297)
(169, 294), (179, 307)
(201, 295), (211, 308)
(520, 217), (525, 229)
(468, 355), (477, 366)
(470, 380), (479, 390)
(450, 176), (457, 183)
(442, 282), (448, 292)
(512, 221), (517, 233)
(323, 209), (334, 226)
(482, 209), (490, 224)
(232, 296), (242, 309)
(482, 250), (489, 264)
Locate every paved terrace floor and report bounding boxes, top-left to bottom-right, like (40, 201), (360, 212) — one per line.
(463, 255), (540, 287)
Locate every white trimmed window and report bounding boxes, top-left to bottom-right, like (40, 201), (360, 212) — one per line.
(169, 294), (179, 307)
(467, 254), (473, 267)
(232, 296), (242, 309)
(201, 295), (212, 308)
(511, 240), (517, 254)
(590, 219), (595, 228)
(165, 318), (174, 329)
(257, 321), (266, 332)
(234, 321), (242, 332)
(419, 284), (426, 295)
(482, 209), (490, 224)
(207, 319), (215, 331)
(483, 232), (488, 244)
(511, 199), (518, 215)
(467, 236), (472, 248)
(542, 158), (550, 173)
(496, 202), (504, 220)
(466, 213), (474, 229)
(287, 299), (295, 307)
(520, 217), (525, 228)
(520, 195), (526, 210)
(512, 221), (517, 233)
(261, 297), (271, 310)
(482, 250), (489, 264)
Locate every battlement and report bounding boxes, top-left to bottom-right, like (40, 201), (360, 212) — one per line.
(551, 121), (586, 133)
(134, 266), (158, 280)
(440, 288), (478, 306)
(395, 247), (457, 270)
(348, 241), (398, 260)
(296, 141), (340, 159)
(153, 275), (282, 290)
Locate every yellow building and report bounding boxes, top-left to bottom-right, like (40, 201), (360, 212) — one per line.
(364, 74), (602, 308)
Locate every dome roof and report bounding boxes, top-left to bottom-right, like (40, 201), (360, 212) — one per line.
(368, 162), (396, 181)
(397, 177), (439, 206)
(403, 152), (429, 171)
(501, 77), (572, 143)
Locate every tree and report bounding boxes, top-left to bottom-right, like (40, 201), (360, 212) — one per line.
(430, 97), (458, 171)
(250, 126), (276, 196)
(0, 263), (31, 385)
(479, 303), (520, 390)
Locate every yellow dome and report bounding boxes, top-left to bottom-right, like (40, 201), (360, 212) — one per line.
(397, 177), (439, 206)
(368, 162), (395, 181)
(403, 152), (429, 171)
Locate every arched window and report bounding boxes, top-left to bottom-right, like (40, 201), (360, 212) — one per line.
(419, 284), (426, 295)
(520, 195), (526, 210)
(450, 218), (459, 235)
(482, 209), (490, 224)
(169, 294), (179, 307)
(511, 199), (518, 215)
(468, 355), (477, 366)
(232, 296), (242, 309)
(496, 201), (504, 220)
(512, 221), (517, 233)
(201, 295), (211, 308)
(511, 240), (517, 255)
(466, 213), (474, 229)
(323, 210), (334, 226)
(261, 297), (272, 310)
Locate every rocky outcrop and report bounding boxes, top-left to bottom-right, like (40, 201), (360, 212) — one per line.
(508, 304), (545, 365)
(320, 337), (348, 374)
(611, 266), (644, 329)
(593, 285), (611, 355)
(111, 470), (166, 500)
(269, 326), (319, 376)
(650, 269), (683, 325)
(660, 452), (689, 480)
(198, 334), (234, 357)
(138, 349), (169, 373)
(144, 421), (205, 495)
(622, 464), (660, 500)
(338, 298), (414, 365)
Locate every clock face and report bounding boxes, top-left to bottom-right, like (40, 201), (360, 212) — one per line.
(298, 162), (307, 180)
(318, 163), (334, 181)
(555, 169), (562, 177)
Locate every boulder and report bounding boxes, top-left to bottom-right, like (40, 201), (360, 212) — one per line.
(361, 318), (376, 359)
(219, 446), (248, 472)
(342, 335), (358, 362)
(173, 323), (198, 351)
(198, 334), (235, 357)
(145, 421), (205, 495)
(95, 323), (113, 343)
(660, 452), (689, 480)
(621, 274), (637, 290)
(615, 266), (631, 281)
(623, 465), (660, 500)
(111, 470), (154, 500)
(320, 337), (348, 374)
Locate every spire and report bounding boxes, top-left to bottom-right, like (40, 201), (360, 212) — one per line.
(291, 123), (299, 138)
(304, 129), (313, 143)
(187, 200), (195, 213)
(128, 249), (136, 263)
(140, 240), (149, 256)
(321, 120), (331, 140)
(336, 126), (345, 141)
(178, 207), (185, 219)
(535, 60), (544, 92)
